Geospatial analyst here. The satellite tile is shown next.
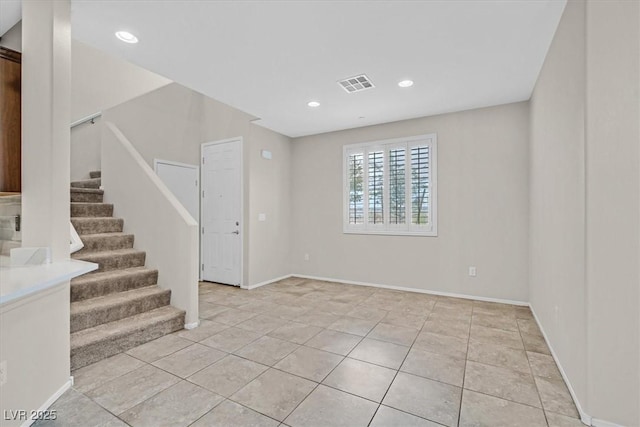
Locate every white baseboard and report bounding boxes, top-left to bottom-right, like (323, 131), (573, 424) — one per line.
(529, 306), (625, 427)
(292, 273), (529, 306)
(528, 305), (591, 425)
(235, 272), (625, 426)
(184, 320), (200, 330)
(244, 274), (293, 290)
(20, 378), (72, 427)
(591, 419), (625, 427)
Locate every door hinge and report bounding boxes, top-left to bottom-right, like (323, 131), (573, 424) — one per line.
(202, 157), (205, 164)
(201, 263), (204, 271)
(195, 180), (198, 187)
(202, 227), (204, 234)
(202, 190), (205, 198)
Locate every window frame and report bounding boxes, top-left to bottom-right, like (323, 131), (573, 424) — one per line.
(343, 133), (438, 237)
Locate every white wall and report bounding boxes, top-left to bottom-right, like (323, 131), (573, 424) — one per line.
(530, 0), (640, 425)
(103, 83), (292, 288)
(585, 0), (639, 424)
(291, 102), (530, 302)
(70, 40), (171, 123)
(102, 122), (199, 325)
(0, 21), (172, 181)
(247, 125), (291, 286)
(528, 0), (587, 415)
(0, 286), (71, 427)
(70, 40), (171, 181)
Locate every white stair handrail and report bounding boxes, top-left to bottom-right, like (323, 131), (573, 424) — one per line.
(70, 111), (102, 129)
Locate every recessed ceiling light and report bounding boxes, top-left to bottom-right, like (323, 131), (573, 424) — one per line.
(115, 31), (138, 44)
(307, 101), (320, 108)
(398, 80), (414, 88)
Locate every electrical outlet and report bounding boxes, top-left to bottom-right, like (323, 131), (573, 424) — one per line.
(468, 266), (477, 277)
(0, 360), (7, 386)
(304, 253), (310, 261)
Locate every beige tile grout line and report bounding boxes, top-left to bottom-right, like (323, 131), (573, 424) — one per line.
(458, 303), (473, 427)
(516, 312), (551, 426)
(364, 298), (434, 427)
(71, 283), (539, 427)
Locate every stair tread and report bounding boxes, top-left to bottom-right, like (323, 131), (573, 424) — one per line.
(71, 285), (169, 315)
(71, 178), (101, 185)
(71, 306), (185, 349)
(71, 217), (121, 221)
(70, 202), (113, 206)
(78, 232), (133, 240)
(72, 248), (145, 261)
(71, 266), (156, 285)
(70, 187), (104, 194)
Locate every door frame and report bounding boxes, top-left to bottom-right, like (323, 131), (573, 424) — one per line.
(200, 137), (244, 287)
(153, 158), (200, 221)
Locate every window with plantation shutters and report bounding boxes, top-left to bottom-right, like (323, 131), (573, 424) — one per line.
(343, 134), (437, 236)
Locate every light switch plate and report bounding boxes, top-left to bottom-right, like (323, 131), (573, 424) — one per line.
(258, 213), (266, 221)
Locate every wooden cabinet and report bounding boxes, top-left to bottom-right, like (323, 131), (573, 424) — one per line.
(0, 47), (21, 193)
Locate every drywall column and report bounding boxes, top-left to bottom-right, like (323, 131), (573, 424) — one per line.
(0, 2), (73, 426)
(21, 0), (71, 261)
(585, 1), (640, 425)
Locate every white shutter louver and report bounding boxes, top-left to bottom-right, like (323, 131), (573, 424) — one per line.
(343, 134), (436, 236)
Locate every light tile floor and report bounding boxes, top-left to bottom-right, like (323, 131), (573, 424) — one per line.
(35, 278), (584, 427)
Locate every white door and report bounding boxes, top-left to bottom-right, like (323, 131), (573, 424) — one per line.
(154, 160), (199, 222)
(201, 139), (242, 286)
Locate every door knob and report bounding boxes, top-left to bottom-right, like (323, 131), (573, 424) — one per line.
(232, 230), (239, 235)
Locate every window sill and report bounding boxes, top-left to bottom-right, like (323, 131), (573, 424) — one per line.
(343, 229), (437, 237)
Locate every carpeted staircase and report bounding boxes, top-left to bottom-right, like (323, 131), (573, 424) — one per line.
(69, 171), (185, 370)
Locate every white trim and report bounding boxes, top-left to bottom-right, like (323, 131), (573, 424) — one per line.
(343, 230), (439, 237)
(20, 378), (72, 427)
(153, 158), (200, 172)
(343, 133), (437, 237)
(529, 305), (626, 427)
(244, 274), (294, 290)
(529, 305), (591, 424)
(292, 273), (529, 306)
(184, 320), (200, 330)
(200, 137), (244, 287)
(591, 419), (624, 427)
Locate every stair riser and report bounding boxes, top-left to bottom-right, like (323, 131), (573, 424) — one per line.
(71, 270), (158, 302)
(71, 179), (101, 189)
(89, 171), (101, 179)
(71, 191), (103, 203)
(71, 203), (114, 218)
(71, 218), (124, 235)
(71, 314), (184, 370)
(71, 290), (171, 333)
(90, 253), (145, 273)
(75, 234), (134, 255)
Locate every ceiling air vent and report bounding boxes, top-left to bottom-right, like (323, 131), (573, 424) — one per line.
(338, 74), (375, 93)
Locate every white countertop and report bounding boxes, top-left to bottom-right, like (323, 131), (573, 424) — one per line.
(0, 259), (98, 306)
